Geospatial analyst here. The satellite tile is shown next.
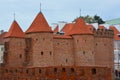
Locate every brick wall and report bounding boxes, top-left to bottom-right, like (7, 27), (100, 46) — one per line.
(3, 38), (25, 67)
(94, 29), (114, 69)
(72, 34), (95, 66)
(25, 32), (54, 67)
(0, 66), (112, 80)
(53, 38), (74, 66)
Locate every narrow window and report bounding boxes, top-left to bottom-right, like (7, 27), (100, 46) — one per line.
(50, 51), (52, 55)
(36, 38), (38, 41)
(83, 51), (85, 54)
(39, 69), (41, 73)
(96, 43), (97, 46)
(19, 54), (22, 58)
(71, 68), (74, 72)
(41, 51), (43, 55)
(26, 70), (28, 74)
(43, 38), (45, 40)
(62, 68), (65, 72)
(77, 40), (79, 43)
(66, 59), (68, 63)
(92, 68), (96, 75)
(54, 68), (57, 73)
(92, 51), (94, 54)
(15, 69), (17, 73)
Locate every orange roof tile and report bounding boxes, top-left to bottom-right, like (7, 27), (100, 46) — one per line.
(53, 25), (59, 33)
(4, 20), (25, 38)
(109, 26), (120, 40)
(98, 25), (106, 30)
(87, 25), (95, 31)
(66, 18), (93, 35)
(26, 12), (52, 33)
(61, 23), (74, 35)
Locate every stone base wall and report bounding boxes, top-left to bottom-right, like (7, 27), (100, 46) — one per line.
(0, 66), (112, 80)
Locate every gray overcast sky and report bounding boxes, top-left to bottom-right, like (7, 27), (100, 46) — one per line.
(0, 0), (120, 31)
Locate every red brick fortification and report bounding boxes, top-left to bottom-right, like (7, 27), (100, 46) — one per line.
(0, 12), (114, 80)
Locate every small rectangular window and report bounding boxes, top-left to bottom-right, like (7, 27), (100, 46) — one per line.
(54, 68), (57, 73)
(26, 70), (29, 74)
(39, 69), (41, 73)
(92, 68), (96, 75)
(62, 68), (65, 72)
(41, 51), (43, 55)
(71, 68), (74, 72)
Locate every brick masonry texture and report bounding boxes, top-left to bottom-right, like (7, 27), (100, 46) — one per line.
(1, 29), (114, 80)
(0, 12), (114, 80)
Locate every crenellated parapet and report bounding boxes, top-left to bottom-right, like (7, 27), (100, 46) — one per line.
(94, 29), (114, 38)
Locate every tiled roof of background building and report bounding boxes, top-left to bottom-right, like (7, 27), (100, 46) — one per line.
(53, 25), (59, 33)
(61, 23), (74, 35)
(98, 25), (106, 30)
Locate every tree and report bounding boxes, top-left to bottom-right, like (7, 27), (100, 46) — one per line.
(73, 15), (105, 24)
(93, 15), (105, 24)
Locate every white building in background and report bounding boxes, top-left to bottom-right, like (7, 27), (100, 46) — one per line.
(105, 18), (120, 70)
(0, 30), (6, 63)
(51, 21), (67, 32)
(0, 45), (4, 63)
(114, 38), (120, 70)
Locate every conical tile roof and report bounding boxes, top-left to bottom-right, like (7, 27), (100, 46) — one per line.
(66, 18), (93, 35)
(26, 12), (52, 33)
(61, 23), (74, 35)
(4, 20), (25, 38)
